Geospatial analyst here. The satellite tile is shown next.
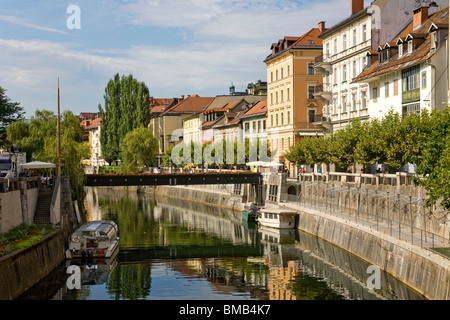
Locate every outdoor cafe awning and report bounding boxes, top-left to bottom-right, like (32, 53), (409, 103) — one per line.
(20, 161), (56, 169)
(263, 162), (283, 167)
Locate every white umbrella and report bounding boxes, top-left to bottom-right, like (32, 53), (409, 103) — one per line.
(20, 161), (56, 169)
(246, 161), (267, 167)
(263, 162), (283, 167)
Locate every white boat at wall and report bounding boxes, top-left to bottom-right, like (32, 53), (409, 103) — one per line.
(258, 207), (297, 229)
(66, 220), (119, 259)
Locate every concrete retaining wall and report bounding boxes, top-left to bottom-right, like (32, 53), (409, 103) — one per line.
(291, 205), (450, 300)
(0, 178), (40, 233)
(0, 229), (66, 300)
(141, 184), (244, 211)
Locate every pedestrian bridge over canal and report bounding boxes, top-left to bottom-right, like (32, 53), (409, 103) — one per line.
(85, 172), (264, 205)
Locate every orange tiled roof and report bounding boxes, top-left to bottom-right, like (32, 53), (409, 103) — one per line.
(161, 95), (214, 116)
(85, 117), (102, 130)
(243, 100), (267, 117)
(265, 28), (322, 61)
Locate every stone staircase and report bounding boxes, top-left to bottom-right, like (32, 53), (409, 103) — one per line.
(33, 188), (53, 225)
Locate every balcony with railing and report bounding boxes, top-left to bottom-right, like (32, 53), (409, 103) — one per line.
(311, 114), (332, 131)
(314, 83), (332, 102)
(314, 54), (331, 74)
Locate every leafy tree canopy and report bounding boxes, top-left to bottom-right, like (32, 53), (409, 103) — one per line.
(0, 86), (24, 148)
(98, 73), (151, 164)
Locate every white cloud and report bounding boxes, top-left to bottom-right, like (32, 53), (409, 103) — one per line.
(0, 0), (357, 116)
(0, 15), (68, 35)
(122, 0), (350, 40)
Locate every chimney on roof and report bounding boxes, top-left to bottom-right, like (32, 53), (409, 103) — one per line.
(181, 95), (185, 100)
(318, 21), (326, 33)
(351, 0), (364, 15)
(413, 5), (429, 29)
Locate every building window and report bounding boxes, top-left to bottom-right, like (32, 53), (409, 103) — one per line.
(245, 123), (250, 133)
(281, 68), (284, 79)
(408, 40), (413, 54)
(263, 120), (266, 131)
(352, 93), (357, 111)
(276, 114), (279, 126)
(399, 44), (403, 57)
(385, 82), (389, 97)
(431, 32), (438, 49)
(342, 96), (347, 113)
(353, 29), (357, 46)
(334, 38), (337, 54)
(287, 88), (290, 100)
(361, 91), (367, 109)
(276, 91), (278, 104)
(281, 112), (284, 125)
(403, 104), (421, 118)
(343, 34), (347, 50)
(287, 111), (290, 124)
(281, 89), (284, 102)
(362, 25), (367, 42)
(271, 72), (273, 83)
(308, 86), (315, 99)
(422, 71), (427, 89)
(372, 87), (378, 102)
(271, 114), (274, 127)
(393, 80), (399, 96)
(342, 64), (347, 82)
(308, 63), (315, 75)
(353, 60), (357, 78)
(402, 65), (420, 92)
(308, 109), (316, 123)
(287, 65), (290, 76)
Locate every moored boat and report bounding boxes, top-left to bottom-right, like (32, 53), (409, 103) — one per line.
(66, 220), (119, 259)
(258, 207), (297, 229)
(242, 203), (259, 222)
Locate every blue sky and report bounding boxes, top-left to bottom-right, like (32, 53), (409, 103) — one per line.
(0, 0), (367, 117)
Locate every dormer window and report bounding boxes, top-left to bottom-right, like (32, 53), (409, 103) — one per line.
(408, 40), (413, 54)
(430, 31), (438, 49)
(398, 44), (403, 57)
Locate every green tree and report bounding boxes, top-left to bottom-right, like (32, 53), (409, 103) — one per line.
(7, 109), (89, 198)
(1, 87), (24, 148)
(98, 73), (151, 164)
(120, 126), (158, 173)
(7, 109), (57, 161)
(404, 108), (450, 210)
(329, 119), (365, 170)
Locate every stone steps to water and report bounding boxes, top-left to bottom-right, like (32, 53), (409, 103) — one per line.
(33, 189), (53, 225)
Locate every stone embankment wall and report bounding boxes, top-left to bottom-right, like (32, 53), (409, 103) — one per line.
(0, 229), (65, 300)
(291, 206), (450, 300)
(140, 184), (245, 211)
(0, 177), (40, 233)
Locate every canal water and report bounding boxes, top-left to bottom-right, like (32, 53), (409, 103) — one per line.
(18, 187), (426, 300)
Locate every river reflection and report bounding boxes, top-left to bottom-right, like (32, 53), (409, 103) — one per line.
(18, 187), (426, 300)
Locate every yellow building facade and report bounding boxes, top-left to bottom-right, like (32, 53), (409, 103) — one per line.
(265, 27), (325, 173)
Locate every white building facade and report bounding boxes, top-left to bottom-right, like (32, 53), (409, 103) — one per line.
(314, 0), (448, 131)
